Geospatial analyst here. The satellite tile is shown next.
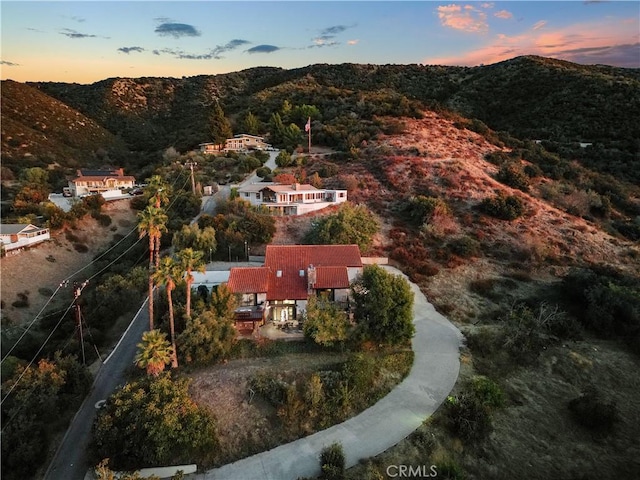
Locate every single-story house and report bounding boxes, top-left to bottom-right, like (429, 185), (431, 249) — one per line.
(227, 244), (363, 332)
(0, 223), (50, 253)
(238, 182), (348, 215)
(68, 168), (135, 197)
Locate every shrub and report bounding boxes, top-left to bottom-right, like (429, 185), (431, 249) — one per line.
(320, 442), (345, 480)
(447, 235), (480, 258)
(73, 243), (89, 253)
(443, 393), (492, 441)
(501, 303), (577, 362)
(568, 386), (618, 434)
(496, 163), (530, 191)
(480, 193), (525, 220)
(471, 376), (504, 408)
(256, 166), (271, 178)
(11, 292), (29, 308)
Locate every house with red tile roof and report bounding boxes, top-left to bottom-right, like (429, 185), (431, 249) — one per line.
(227, 244), (363, 332)
(237, 182), (347, 215)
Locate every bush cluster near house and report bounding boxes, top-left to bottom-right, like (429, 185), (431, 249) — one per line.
(248, 349), (413, 441)
(351, 264), (415, 346)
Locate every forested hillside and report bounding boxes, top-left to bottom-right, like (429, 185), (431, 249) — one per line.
(27, 56), (639, 182)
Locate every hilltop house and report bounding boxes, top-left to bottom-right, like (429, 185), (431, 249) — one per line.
(0, 224), (50, 253)
(199, 134), (271, 154)
(237, 182), (347, 215)
(227, 244), (363, 332)
(68, 168), (135, 197)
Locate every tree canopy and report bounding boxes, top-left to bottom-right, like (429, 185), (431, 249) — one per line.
(92, 374), (218, 469)
(303, 295), (350, 347)
(351, 265), (415, 345)
(305, 202), (379, 253)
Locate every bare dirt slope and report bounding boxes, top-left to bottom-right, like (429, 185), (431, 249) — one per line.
(0, 199), (137, 326)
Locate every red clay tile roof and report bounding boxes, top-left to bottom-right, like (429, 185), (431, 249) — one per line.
(315, 266), (349, 289)
(227, 245), (363, 301)
(264, 244), (362, 300)
(227, 267), (269, 293)
(264, 244), (362, 269)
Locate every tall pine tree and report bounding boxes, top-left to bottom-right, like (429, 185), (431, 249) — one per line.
(209, 101), (233, 147)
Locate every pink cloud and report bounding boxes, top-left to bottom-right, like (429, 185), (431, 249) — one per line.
(347, 39), (359, 45)
(532, 20), (547, 31)
(437, 4), (489, 33)
(424, 16), (640, 67)
(494, 10), (513, 20)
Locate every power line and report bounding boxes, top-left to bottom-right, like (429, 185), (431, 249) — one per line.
(0, 172), (189, 364)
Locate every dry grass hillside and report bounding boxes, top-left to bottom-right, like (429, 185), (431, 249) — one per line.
(289, 110), (640, 478)
(0, 200), (137, 327)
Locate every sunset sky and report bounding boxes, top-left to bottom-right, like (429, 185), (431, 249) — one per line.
(1, 1), (638, 84)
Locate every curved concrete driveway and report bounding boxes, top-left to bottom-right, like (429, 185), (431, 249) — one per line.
(191, 266), (463, 480)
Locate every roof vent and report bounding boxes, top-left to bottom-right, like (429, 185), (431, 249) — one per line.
(276, 270), (282, 277)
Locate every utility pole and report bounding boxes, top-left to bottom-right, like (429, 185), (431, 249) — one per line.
(185, 161), (197, 195)
(73, 280), (89, 365)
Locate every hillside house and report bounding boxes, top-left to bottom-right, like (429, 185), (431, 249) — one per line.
(199, 134), (271, 154)
(0, 224), (50, 253)
(238, 182), (347, 215)
(68, 168), (135, 197)
(227, 244), (363, 332)
(224, 134), (270, 152)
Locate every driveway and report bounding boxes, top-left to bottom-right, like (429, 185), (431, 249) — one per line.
(189, 266), (462, 480)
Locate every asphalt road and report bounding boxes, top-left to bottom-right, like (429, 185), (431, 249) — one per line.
(43, 299), (150, 480)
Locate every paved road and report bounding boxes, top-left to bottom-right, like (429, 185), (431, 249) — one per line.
(189, 266), (462, 480)
(43, 299), (150, 480)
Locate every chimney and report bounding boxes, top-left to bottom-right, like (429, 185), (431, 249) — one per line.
(307, 264), (316, 292)
(294, 183), (300, 191)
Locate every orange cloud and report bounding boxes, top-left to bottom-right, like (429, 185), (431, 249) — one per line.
(437, 4), (489, 33)
(347, 39), (359, 45)
(424, 16), (640, 67)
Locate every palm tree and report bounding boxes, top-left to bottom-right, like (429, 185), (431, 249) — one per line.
(147, 175), (170, 209)
(153, 256), (181, 368)
(177, 248), (206, 318)
(138, 206), (168, 329)
(135, 329), (173, 377)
